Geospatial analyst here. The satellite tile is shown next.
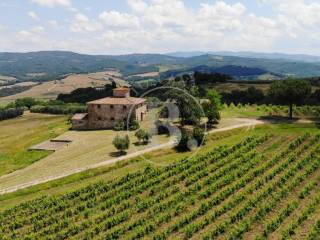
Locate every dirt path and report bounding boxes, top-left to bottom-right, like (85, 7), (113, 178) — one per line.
(0, 118), (265, 195)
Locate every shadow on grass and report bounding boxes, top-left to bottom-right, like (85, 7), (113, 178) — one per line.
(258, 115), (300, 124)
(258, 115), (320, 125)
(133, 141), (149, 147)
(109, 151), (127, 157)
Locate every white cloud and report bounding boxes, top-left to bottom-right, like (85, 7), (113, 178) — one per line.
(32, 26), (44, 33)
(48, 20), (59, 28)
(94, 0), (283, 53)
(28, 11), (39, 20)
(70, 13), (102, 32)
(30, 0), (71, 7)
(263, 0), (320, 45)
(127, 0), (147, 12)
(0, 24), (6, 31)
(3, 0), (319, 55)
(99, 11), (140, 29)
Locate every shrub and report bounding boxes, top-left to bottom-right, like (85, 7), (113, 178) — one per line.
(30, 104), (87, 115)
(135, 129), (152, 144)
(193, 127), (205, 146)
(0, 108), (24, 121)
(114, 122), (125, 131)
(129, 119), (140, 131)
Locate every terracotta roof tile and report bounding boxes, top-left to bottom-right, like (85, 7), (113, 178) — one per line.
(88, 97), (146, 105)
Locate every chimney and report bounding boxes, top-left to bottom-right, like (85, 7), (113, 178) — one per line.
(113, 87), (130, 98)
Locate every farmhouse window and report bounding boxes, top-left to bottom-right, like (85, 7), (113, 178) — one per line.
(110, 105), (114, 109)
(97, 105), (101, 109)
(123, 106), (127, 110)
(111, 117), (115, 121)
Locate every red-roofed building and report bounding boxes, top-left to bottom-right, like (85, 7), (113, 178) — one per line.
(72, 88), (147, 130)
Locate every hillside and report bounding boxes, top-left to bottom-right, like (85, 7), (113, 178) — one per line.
(0, 72), (126, 102)
(168, 51), (320, 63)
(160, 65), (273, 79)
(1, 51), (320, 86)
(0, 51), (157, 82)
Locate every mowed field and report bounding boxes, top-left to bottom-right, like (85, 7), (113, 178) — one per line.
(0, 123), (320, 239)
(0, 112), (69, 176)
(0, 71), (129, 103)
(0, 109), (169, 194)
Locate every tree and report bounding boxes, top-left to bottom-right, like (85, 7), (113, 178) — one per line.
(15, 97), (38, 109)
(112, 135), (130, 154)
(176, 128), (193, 151)
(203, 89), (222, 125)
(165, 89), (203, 125)
(269, 79), (311, 119)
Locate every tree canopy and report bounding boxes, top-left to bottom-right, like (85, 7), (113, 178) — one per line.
(268, 79), (311, 119)
(203, 89), (222, 125)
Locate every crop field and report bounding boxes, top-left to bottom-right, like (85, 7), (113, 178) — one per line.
(1, 130), (320, 239)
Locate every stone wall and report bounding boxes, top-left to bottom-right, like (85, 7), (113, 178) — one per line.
(87, 103), (147, 129)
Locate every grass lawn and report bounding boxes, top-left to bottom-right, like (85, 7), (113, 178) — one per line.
(0, 122), (319, 211)
(0, 112), (69, 176)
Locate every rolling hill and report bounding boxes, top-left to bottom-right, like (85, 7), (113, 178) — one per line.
(1, 51), (320, 86)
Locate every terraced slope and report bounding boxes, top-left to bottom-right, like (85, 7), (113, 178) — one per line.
(0, 133), (320, 240)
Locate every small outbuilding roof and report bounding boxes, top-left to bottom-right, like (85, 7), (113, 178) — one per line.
(72, 113), (88, 120)
(87, 97), (146, 105)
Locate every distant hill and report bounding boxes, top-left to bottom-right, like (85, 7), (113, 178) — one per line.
(1, 51), (320, 85)
(175, 55), (320, 78)
(167, 51), (320, 63)
(0, 51), (157, 82)
(160, 65), (270, 79)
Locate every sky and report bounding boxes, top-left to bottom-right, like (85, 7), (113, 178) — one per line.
(0, 0), (320, 55)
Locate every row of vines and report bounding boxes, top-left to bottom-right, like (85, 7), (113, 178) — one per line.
(0, 133), (320, 239)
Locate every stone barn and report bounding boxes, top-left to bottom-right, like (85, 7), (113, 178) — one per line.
(72, 87), (147, 130)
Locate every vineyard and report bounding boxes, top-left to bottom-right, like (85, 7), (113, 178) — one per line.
(222, 104), (320, 118)
(1, 133), (320, 240)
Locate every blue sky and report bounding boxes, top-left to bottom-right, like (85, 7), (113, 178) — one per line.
(0, 0), (320, 55)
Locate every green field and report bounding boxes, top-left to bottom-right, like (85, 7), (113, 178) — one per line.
(0, 123), (320, 239)
(0, 112), (69, 176)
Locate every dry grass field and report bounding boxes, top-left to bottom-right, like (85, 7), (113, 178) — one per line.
(0, 112), (69, 177)
(0, 119), (169, 193)
(0, 71), (129, 103)
(129, 71), (160, 77)
(0, 81), (37, 90)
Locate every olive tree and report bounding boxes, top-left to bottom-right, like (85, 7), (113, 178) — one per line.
(112, 135), (130, 154)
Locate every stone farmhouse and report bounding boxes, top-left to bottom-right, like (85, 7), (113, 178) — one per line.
(72, 87), (147, 130)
